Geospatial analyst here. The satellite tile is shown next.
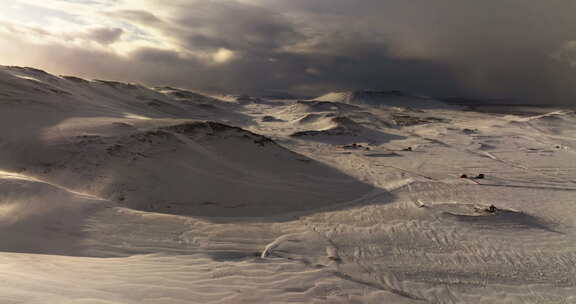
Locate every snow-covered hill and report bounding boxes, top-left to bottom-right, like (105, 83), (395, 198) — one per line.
(1, 65), (575, 303)
(314, 90), (450, 109)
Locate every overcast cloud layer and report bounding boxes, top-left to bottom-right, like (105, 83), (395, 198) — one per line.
(1, 0), (576, 104)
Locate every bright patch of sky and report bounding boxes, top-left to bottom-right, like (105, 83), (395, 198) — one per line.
(0, 0), (80, 26)
(0, 0), (162, 52)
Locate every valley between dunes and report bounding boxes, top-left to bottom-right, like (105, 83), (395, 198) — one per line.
(1, 66), (575, 303)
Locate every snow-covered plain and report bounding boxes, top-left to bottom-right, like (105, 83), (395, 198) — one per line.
(0, 65), (575, 303)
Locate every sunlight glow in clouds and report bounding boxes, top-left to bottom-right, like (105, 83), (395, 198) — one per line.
(212, 48), (237, 64)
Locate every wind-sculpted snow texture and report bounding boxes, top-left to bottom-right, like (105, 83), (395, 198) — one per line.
(0, 66), (575, 303)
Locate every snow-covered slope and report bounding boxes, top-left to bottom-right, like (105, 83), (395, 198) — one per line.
(315, 90), (450, 109)
(0, 66), (249, 123)
(0, 170), (109, 256)
(0, 66), (371, 219)
(1, 65), (575, 303)
(290, 115), (405, 145)
(18, 119), (371, 217)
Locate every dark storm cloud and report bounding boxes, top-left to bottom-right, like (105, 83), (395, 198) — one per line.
(86, 27), (123, 45)
(5, 0), (576, 104)
(174, 2), (303, 51)
(119, 0), (576, 104)
(93, 0), (466, 96)
(109, 1), (304, 53)
(249, 0), (576, 104)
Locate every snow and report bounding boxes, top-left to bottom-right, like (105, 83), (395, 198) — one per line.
(314, 90), (451, 109)
(0, 65), (575, 303)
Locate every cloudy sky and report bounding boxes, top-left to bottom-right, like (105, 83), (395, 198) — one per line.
(1, 0), (576, 104)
